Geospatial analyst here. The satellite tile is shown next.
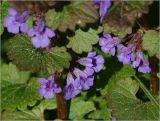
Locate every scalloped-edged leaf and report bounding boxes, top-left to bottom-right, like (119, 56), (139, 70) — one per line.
(103, 1), (152, 38)
(2, 99), (56, 120)
(7, 34), (71, 73)
(142, 30), (159, 57)
(69, 98), (96, 119)
(1, 63), (31, 84)
(1, 1), (9, 35)
(9, 1), (56, 13)
(88, 97), (111, 120)
(45, 1), (98, 32)
(106, 78), (159, 120)
(67, 28), (99, 54)
(2, 78), (41, 110)
(101, 65), (135, 95)
(103, 24), (132, 38)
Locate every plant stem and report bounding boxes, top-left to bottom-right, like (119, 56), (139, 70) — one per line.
(149, 57), (159, 96)
(56, 92), (67, 119)
(134, 75), (159, 108)
(54, 73), (67, 119)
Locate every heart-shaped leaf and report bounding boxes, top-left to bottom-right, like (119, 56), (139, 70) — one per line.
(7, 34), (71, 74)
(45, 1), (98, 32)
(67, 28), (99, 54)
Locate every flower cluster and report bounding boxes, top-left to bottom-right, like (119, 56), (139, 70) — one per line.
(3, 8), (55, 48)
(64, 51), (104, 100)
(93, 0), (111, 22)
(28, 19), (55, 48)
(37, 51), (104, 100)
(3, 8), (29, 34)
(38, 75), (62, 99)
(99, 32), (151, 73)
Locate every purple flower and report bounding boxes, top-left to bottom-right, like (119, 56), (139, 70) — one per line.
(38, 75), (61, 99)
(117, 44), (136, 64)
(84, 67), (94, 76)
(132, 51), (151, 73)
(78, 51), (105, 72)
(93, 0), (111, 22)
(73, 68), (94, 90)
(3, 8), (29, 34)
(112, 117), (116, 121)
(99, 33), (121, 56)
(64, 72), (81, 100)
(28, 19), (55, 48)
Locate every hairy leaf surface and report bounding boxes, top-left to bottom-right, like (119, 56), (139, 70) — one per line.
(45, 1), (98, 32)
(69, 98), (96, 119)
(106, 78), (159, 120)
(142, 30), (159, 57)
(1, 1), (9, 35)
(7, 34), (71, 73)
(2, 99), (56, 120)
(2, 78), (40, 110)
(103, 1), (152, 38)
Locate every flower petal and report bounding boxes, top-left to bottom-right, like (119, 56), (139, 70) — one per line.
(3, 16), (14, 27)
(45, 28), (55, 38)
(38, 78), (48, 85)
(110, 47), (116, 56)
(31, 36), (41, 48)
(38, 88), (46, 97)
(84, 67), (94, 76)
(43, 91), (54, 99)
(78, 58), (93, 67)
(27, 28), (35, 37)
(7, 23), (19, 34)
(20, 23), (28, 33)
(95, 55), (104, 64)
(88, 51), (96, 57)
(40, 35), (50, 48)
(73, 68), (88, 78)
(8, 8), (17, 16)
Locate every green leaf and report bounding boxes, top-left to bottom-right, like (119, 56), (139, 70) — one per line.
(1, 1), (9, 35)
(106, 77), (159, 120)
(142, 30), (159, 56)
(45, 1), (98, 32)
(67, 28), (99, 54)
(2, 78), (41, 110)
(69, 98), (96, 119)
(157, 72), (160, 79)
(103, 1), (152, 38)
(26, 16), (34, 30)
(101, 65), (135, 95)
(9, 1), (54, 13)
(2, 110), (39, 120)
(1, 63), (31, 84)
(103, 24), (132, 38)
(88, 97), (111, 120)
(2, 99), (56, 120)
(7, 34), (71, 73)
(126, 1), (153, 11)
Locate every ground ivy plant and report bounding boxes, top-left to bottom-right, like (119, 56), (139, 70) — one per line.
(1, 0), (159, 120)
